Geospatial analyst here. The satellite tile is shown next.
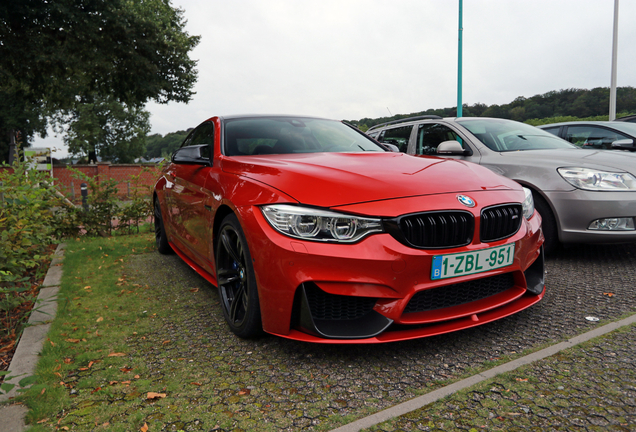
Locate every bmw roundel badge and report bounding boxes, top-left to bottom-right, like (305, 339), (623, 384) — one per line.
(457, 195), (475, 207)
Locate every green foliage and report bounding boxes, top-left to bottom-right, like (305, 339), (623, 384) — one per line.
(53, 94), (151, 163)
(350, 87), (636, 130)
(0, 157), (58, 278)
(116, 167), (155, 234)
(144, 129), (191, 159)
(0, 153), (60, 352)
(525, 114), (627, 126)
(52, 167), (154, 238)
(0, 0), (200, 163)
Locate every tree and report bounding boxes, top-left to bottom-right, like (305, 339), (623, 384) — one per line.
(145, 130), (191, 159)
(54, 95), (151, 163)
(0, 0), (200, 162)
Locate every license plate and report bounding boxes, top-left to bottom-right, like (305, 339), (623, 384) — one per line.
(431, 244), (515, 280)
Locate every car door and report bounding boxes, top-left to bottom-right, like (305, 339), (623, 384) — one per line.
(376, 125), (414, 153)
(169, 122), (215, 266)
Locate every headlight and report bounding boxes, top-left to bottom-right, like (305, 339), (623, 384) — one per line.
(557, 167), (636, 191)
(261, 204), (383, 243)
(522, 187), (534, 220)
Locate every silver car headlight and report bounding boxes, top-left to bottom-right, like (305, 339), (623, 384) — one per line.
(557, 167), (636, 191)
(261, 204), (383, 243)
(522, 187), (534, 220)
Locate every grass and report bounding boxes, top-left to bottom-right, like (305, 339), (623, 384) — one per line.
(18, 232), (160, 431)
(14, 231), (636, 431)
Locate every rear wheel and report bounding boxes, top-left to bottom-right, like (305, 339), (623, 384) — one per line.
(154, 198), (173, 254)
(215, 214), (262, 338)
(533, 193), (559, 255)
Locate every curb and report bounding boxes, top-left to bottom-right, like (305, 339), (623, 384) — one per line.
(0, 243), (65, 431)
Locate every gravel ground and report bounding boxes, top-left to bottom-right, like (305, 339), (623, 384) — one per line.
(122, 242), (636, 431)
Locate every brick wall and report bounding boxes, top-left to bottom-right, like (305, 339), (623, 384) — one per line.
(0, 163), (159, 200)
(1, 162), (161, 199)
(53, 163), (161, 199)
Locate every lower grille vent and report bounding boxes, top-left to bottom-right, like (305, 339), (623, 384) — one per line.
(404, 272), (515, 314)
(304, 284), (376, 321)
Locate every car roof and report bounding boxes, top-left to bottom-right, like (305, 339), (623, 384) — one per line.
(538, 121), (636, 135)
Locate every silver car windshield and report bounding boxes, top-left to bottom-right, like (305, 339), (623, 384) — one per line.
(224, 117), (385, 156)
(457, 118), (577, 152)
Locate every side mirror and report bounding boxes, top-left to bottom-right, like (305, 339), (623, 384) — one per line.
(172, 144), (212, 165)
(611, 139), (635, 151)
(436, 140), (466, 155)
(382, 143), (400, 152)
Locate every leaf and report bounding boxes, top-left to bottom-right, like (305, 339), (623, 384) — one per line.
(189, 288), (199, 293)
(515, 378), (528, 382)
(65, 338), (81, 343)
(238, 389), (251, 396)
(162, 340), (171, 345)
(64, 358), (73, 364)
(96, 317), (103, 322)
(140, 423), (149, 432)
(108, 352), (126, 357)
(19, 375), (38, 387)
(190, 382), (202, 386)
(0, 383), (16, 394)
(146, 392), (166, 400)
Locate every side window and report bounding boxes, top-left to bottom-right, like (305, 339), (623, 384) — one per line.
(377, 126), (412, 152)
(416, 123), (462, 155)
(182, 122), (214, 159)
(565, 126), (628, 149)
(541, 126), (560, 136)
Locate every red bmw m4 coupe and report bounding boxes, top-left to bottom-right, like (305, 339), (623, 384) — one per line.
(153, 115), (545, 343)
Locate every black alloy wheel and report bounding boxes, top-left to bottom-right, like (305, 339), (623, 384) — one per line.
(154, 198), (173, 254)
(215, 214), (262, 338)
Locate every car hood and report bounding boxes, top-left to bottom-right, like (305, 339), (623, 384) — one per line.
(222, 152), (518, 207)
(497, 148), (636, 172)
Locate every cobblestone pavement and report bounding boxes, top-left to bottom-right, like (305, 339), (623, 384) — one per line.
(364, 323), (636, 431)
(123, 242), (636, 431)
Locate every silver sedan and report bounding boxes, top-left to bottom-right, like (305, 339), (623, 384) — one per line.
(366, 116), (636, 253)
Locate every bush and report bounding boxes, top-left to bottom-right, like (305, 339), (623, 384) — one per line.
(0, 153), (60, 343)
(52, 166), (154, 238)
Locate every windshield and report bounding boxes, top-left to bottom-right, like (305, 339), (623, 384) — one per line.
(224, 117), (385, 156)
(457, 118), (577, 152)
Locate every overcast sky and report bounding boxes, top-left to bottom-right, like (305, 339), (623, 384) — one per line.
(36, 0), (636, 158)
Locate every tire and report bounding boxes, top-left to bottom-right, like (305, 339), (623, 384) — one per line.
(154, 198), (173, 254)
(215, 214), (263, 338)
(533, 193), (559, 255)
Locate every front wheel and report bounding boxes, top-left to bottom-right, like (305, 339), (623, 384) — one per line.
(533, 193), (559, 255)
(154, 198), (173, 255)
(215, 214), (263, 338)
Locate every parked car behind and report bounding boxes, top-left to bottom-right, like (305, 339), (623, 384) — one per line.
(368, 116), (636, 253)
(154, 114), (544, 343)
(538, 121), (636, 152)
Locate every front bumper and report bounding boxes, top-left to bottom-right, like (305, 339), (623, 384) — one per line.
(546, 189), (636, 244)
(236, 196), (544, 343)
